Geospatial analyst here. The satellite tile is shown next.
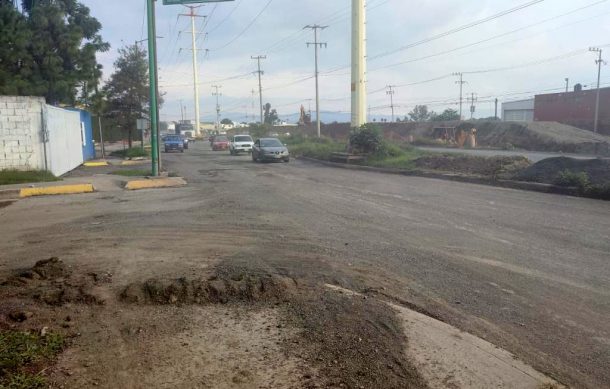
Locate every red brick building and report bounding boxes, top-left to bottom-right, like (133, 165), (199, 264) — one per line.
(534, 86), (610, 135)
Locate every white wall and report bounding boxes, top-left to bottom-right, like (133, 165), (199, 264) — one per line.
(44, 106), (84, 176)
(0, 96), (85, 176)
(0, 96), (46, 171)
(502, 99), (535, 122)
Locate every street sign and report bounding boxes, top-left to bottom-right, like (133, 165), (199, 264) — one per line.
(163, 0), (233, 5)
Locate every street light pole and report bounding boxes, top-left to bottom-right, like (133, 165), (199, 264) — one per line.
(146, 0), (159, 176)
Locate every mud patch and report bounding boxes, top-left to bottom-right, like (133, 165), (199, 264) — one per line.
(1, 258), (110, 306)
(286, 289), (429, 389)
(120, 272), (297, 305)
(0, 200), (16, 209)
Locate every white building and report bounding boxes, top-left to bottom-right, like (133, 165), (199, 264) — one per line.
(501, 99), (534, 122)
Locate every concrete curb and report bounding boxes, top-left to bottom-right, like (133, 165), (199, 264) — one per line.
(84, 161), (109, 167)
(297, 157), (580, 197)
(0, 189), (20, 200)
(124, 177), (187, 190)
(120, 160), (149, 166)
(19, 184), (95, 198)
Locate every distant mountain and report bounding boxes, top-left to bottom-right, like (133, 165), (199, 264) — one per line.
(198, 111), (394, 124)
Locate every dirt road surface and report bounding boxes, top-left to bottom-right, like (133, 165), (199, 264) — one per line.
(1, 142), (608, 388)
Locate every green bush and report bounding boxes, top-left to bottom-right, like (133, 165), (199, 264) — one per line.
(349, 124), (383, 154)
(587, 183), (610, 200)
(553, 170), (590, 191)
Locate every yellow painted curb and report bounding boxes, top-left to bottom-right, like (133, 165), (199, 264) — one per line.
(84, 161), (109, 167)
(125, 177), (187, 191)
(20, 184), (95, 198)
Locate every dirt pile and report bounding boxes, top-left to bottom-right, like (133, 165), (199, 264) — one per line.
(120, 273), (298, 305)
(286, 289), (429, 389)
(515, 157), (610, 186)
(1, 257), (109, 306)
(414, 154), (530, 178)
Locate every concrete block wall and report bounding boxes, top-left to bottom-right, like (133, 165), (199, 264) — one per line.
(0, 96), (45, 171)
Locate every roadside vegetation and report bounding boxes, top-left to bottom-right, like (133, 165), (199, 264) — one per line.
(0, 170), (60, 186)
(110, 148), (149, 159)
(0, 330), (65, 389)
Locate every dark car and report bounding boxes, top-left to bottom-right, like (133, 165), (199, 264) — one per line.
(252, 138), (290, 163)
(163, 135), (184, 153)
(212, 135), (230, 151)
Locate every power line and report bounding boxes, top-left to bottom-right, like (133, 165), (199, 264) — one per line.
(251, 55), (266, 124)
(210, 0), (274, 51)
(207, 0), (243, 33)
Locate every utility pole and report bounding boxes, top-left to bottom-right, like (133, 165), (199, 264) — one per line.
(305, 25), (328, 138)
(494, 98), (499, 120)
(145, 0), (159, 176)
(589, 47), (606, 133)
(386, 85), (396, 122)
(251, 89), (256, 123)
(251, 55), (266, 124)
(212, 85), (222, 131)
(351, 0), (367, 128)
(453, 72), (466, 120)
(468, 93), (477, 120)
(565, 78), (569, 93)
(180, 99), (185, 122)
(179, 7), (206, 137)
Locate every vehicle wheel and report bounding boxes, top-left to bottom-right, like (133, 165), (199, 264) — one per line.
(181, 149), (184, 153)
(252, 153), (257, 162)
(284, 158), (290, 163)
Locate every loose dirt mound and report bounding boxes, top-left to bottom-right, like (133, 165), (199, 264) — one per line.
(287, 289), (429, 389)
(414, 154), (530, 177)
(120, 273), (297, 305)
(515, 157), (610, 186)
(1, 258), (109, 306)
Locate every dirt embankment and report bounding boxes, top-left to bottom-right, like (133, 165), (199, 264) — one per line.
(515, 157), (610, 186)
(1, 258), (429, 389)
(414, 154), (530, 178)
(276, 121), (610, 155)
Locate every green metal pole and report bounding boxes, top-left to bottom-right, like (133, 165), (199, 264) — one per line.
(147, 0), (159, 176)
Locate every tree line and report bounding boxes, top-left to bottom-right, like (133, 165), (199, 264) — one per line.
(0, 0), (155, 147)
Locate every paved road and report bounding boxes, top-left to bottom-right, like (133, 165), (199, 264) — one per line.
(2, 142), (609, 388)
(417, 146), (605, 162)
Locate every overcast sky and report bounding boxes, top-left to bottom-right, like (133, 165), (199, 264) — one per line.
(82, 0), (610, 122)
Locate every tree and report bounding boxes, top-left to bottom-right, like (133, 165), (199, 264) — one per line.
(408, 105), (432, 122)
(0, 0), (108, 104)
(221, 118), (233, 125)
(0, 4), (32, 95)
(263, 102), (279, 125)
(103, 44), (149, 148)
(431, 108), (460, 122)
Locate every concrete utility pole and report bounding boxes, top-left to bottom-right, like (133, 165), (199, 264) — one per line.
(351, 0), (367, 128)
(212, 85), (222, 130)
(250, 89), (256, 123)
(386, 85), (396, 122)
(469, 93), (477, 120)
(494, 98), (498, 120)
(179, 7), (206, 137)
(453, 72), (466, 120)
(305, 25), (328, 137)
(251, 55), (266, 124)
(565, 78), (569, 93)
(589, 47), (606, 133)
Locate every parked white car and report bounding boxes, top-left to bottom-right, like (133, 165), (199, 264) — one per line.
(229, 135), (254, 155)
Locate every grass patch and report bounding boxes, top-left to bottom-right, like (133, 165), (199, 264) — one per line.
(109, 169), (151, 177)
(110, 148), (149, 159)
(365, 144), (425, 170)
(0, 170), (59, 186)
(0, 331), (64, 389)
(284, 135), (346, 160)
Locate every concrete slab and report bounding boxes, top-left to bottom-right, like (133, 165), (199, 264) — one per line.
(124, 177), (187, 190)
(324, 284), (561, 389)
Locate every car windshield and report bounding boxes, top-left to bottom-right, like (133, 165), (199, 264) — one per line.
(215, 136), (228, 142)
(234, 136), (252, 142)
(260, 139), (283, 147)
(166, 136), (181, 142)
